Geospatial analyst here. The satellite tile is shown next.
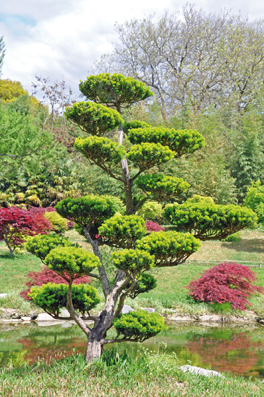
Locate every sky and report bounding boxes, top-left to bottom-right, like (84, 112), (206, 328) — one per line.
(1, 0), (264, 96)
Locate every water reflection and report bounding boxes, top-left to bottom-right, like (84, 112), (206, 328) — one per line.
(0, 322), (263, 379)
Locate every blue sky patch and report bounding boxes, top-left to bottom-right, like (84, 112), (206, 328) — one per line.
(0, 14), (37, 28)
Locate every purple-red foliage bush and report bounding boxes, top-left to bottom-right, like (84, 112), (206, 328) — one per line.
(0, 206), (53, 254)
(187, 262), (264, 310)
(29, 207), (56, 215)
(145, 221), (165, 232)
(67, 220), (75, 229)
(29, 207), (74, 229)
(20, 266), (91, 300)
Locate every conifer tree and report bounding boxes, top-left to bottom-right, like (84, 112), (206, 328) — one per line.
(26, 73), (256, 363)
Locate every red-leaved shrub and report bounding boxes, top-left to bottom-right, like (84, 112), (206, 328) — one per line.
(145, 221), (165, 232)
(29, 207), (56, 215)
(29, 206), (74, 229)
(20, 266), (90, 300)
(187, 262), (263, 310)
(0, 206), (52, 255)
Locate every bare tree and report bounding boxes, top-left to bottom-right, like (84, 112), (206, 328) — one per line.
(94, 5), (264, 119)
(32, 76), (77, 131)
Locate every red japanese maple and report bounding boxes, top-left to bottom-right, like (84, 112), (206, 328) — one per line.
(20, 266), (90, 300)
(29, 206), (74, 229)
(187, 262), (263, 310)
(145, 221), (165, 232)
(0, 206), (52, 255)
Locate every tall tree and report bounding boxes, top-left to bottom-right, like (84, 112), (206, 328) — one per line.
(94, 5), (264, 119)
(26, 73), (256, 363)
(0, 79), (29, 103)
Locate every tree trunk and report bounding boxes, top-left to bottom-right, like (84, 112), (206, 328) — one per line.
(86, 333), (102, 363)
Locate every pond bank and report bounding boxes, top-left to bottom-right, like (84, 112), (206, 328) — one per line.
(165, 309), (264, 325)
(1, 306), (264, 325)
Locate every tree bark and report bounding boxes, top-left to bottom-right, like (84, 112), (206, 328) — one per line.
(86, 332), (102, 363)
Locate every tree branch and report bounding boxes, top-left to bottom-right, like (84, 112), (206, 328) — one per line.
(83, 226), (111, 298)
(66, 283), (90, 336)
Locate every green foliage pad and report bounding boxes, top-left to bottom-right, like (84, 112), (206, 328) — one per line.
(79, 73), (153, 110)
(164, 200), (257, 240)
(65, 101), (123, 135)
(29, 283), (100, 316)
(113, 310), (167, 342)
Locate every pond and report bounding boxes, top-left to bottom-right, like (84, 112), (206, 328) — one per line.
(0, 321), (264, 379)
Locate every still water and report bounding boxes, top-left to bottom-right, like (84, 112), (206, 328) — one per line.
(0, 322), (263, 379)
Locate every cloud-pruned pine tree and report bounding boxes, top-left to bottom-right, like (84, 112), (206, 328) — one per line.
(26, 73), (256, 363)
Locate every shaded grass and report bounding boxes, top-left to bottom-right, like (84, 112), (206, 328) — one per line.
(0, 348), (263, 397)
(0, 250), (42, 293)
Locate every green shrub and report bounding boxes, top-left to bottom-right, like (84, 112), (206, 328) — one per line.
(136, 174), (189, 202)
(112, 249), (154, 275)
(136, 201), (164, 221)
(65, 101), (123, 135)
(29, 283), (100, 316)
(126, 273), (157, 299)
(123, 120), (150, 134)
(45, 246), (100, 280)
(136, 231), (201, 267)
(128, 127), (205, 157)
(127, 143), (175, 171)
(26, 234), (76, 263)
(44, 211), (68, 234)
(211, 302), (232, 313)
(222, 232), (242, 242)
(99, 214), (146, 248)
(113, 310), (167, 342)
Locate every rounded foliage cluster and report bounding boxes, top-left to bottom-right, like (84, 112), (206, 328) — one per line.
(126, 273), (157, 299)
(112, 248), (154, 275)
(45, 246), (100, 281)
(187, 262), (264, 310)
(128, 127), (205, 157)
(26, 234), (76, 262)
(113, 310), (167, 342)
(55, 195), (125, 232)
(29, 283), (100, 316)
(164, 200), (257, 240)
(65, 101), (123, 135)
(98, 214), (146, 248)
(136, 231), (201, 267)
(136, 174), (189, 201)
(43, 211), (68, 234)
(136, 201), (164, 221)
(74, 136), (126, 168)
(127, 143), (175, 170)
(79, 73), (153, 109)
(123, 120), (150, 134)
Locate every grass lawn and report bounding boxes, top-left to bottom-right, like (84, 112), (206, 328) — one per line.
(0, 228), (264, 316)
(1, 348), (264, 397)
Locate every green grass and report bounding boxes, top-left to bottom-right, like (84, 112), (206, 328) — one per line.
(1, 228), (264, 317)
(0, 347), (264, 397)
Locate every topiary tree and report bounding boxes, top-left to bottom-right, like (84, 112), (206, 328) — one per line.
(25, 73), (256, 363)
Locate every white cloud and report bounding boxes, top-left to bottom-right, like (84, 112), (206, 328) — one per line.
(1, 0), (264, 95)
